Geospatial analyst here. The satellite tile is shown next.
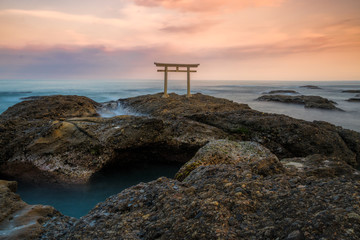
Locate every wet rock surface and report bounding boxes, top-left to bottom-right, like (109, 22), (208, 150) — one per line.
(256, 94), (342, 110)
(1, 92), (360, 239)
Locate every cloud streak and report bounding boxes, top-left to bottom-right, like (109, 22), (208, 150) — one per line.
(132, 0), (285, 12)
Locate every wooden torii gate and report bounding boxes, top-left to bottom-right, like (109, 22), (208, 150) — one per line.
(154, 62), (200, 98)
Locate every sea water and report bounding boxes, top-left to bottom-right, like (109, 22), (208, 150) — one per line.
(1, 79), (360, 217)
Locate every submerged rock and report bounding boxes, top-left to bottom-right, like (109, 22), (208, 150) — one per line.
(300, 85), (321, 89)
(265, 90), (299, 94)
(342, 90), (360, 93)
(256, 94), (342, 110)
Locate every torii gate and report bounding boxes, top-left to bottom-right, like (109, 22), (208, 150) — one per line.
(154, 62), (200, 98)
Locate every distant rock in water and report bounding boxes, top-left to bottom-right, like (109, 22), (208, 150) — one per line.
(300, 85), (322, 89)
(257, 94), (342, 110)
(342, 90), (360, 93)
(265, 90), (299, 94)
(20, 96), (42, 100)
(346, 98), (360, 102)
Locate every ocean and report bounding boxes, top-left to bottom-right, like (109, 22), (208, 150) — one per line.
(1, 79), (360, 218)
(1, 79), (360, 131)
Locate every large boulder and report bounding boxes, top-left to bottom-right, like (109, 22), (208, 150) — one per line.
(175, 140), (284, 181)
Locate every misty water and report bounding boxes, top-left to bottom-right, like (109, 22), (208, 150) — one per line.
(1, 79), (360, 217)
(17, 163), (181, 218)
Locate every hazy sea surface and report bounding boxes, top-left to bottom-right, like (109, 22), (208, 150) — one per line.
(1, 79), (359, 131)
(1, 79), (360, 218)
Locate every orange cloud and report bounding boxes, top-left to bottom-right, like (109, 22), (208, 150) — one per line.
(132, 0), (285, 12)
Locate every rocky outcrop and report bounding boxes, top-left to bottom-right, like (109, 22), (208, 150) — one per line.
(39, 150), (360, 240)
(1, 92), (360, 239)
(118, 93), (250, 118)
(257, 94), (342, 110)
(188, 111), (360, 169)
(0, 95), (229, 184)
(1, 93), (359, 185)
(175, 140), (284, 181)
(0, 180), (68, 240)
(265, 90), (299, 94)
(347, 98), (360, 102)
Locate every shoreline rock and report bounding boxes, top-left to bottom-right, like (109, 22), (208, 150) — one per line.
(256, 94), (342, 110)
(0, 92), (360, 239)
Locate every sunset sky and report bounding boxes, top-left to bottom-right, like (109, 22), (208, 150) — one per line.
(0, 0), (359, 81)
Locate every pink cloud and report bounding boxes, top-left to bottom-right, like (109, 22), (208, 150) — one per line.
(132, 0), (284, 12)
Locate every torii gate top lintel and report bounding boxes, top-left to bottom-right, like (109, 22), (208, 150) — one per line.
(154, 62), (200, 98)
(154, 62), (200, 68)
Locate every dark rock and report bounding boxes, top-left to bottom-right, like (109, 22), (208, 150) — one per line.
(188, 110), (359, 169)
(266, 90), (299, 94)
(256, 95), (342, 110)
(300, 85), (321, 89)
(346, 98), (360, 102)
(118, 92), (250, 118)
(342, 90), (360, 93)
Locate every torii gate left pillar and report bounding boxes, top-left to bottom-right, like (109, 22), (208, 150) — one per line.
(154, 62), (200, 98)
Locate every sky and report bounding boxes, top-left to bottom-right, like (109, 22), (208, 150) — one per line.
(0, 0), (360, 81)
